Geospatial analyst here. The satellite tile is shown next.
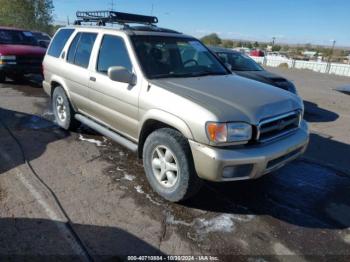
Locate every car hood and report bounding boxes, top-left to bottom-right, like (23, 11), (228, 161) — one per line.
(150, 74), (302, 124)
(234, 70), (287, 85)
(0, 44), (46, 56)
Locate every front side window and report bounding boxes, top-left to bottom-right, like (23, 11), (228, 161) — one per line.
(97, 35), (132, 74)
(131, 36), (229, 79)
(67, 32), (97, 68)
(47, 29), (74, 58)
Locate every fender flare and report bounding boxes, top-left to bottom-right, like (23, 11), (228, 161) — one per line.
(139, 109), (194, 140)
(50, 76), (78, 112)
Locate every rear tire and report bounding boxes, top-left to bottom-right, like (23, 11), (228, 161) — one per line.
(0, 72), (5, 83)
(143, 128), (202, 202)
(52, 86), (80, 130)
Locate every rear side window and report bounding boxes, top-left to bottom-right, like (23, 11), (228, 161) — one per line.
(97, 35), (132, 74)
(67, 33), (81, 63)
(67, 32), (97, 68)
(47, 29), (74, 58)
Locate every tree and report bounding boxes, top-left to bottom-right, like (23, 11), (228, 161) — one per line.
(281, 45), (290, 52)
(245, 42), (253, 49)
(235, 41), (243, 48)
(259, 43), (268, 49)
(0, 0), (54, 34)
(253, 41), (259, 48)
(272, 45), (282, 52)
(200, 33), (222, 46)
(222, 39), (234, 48)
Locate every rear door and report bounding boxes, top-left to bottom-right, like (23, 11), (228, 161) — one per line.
(87, 34), (141, 141)
(61, 31), (97, 113)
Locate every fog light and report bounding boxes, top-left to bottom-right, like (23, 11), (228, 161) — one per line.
(222, 165), (253, 179)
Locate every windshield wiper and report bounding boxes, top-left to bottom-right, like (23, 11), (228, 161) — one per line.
(189, 70), (227, 77)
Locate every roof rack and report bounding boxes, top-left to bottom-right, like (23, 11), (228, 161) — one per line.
(74, 10), (158, 26)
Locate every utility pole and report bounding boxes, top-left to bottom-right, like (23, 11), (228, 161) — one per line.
(109, 0), (115, 11)
(327, 40), (336, 73)
(328, 40), (336, 63)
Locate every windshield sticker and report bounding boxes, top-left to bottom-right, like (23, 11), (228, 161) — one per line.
(23, 31), (33, 37)
(189, 41), (207, 52)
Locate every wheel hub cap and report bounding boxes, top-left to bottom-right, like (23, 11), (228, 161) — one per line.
(55, 96), (67, 122)
(151, 145), (179, 188)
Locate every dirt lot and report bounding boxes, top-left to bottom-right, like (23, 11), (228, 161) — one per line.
(0, 69), (350, 261)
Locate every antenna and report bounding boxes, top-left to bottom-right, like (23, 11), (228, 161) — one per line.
(151, 3), (154, 15)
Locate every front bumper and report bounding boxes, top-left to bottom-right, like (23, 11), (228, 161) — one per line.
(0, 64), (42, 75)
(190, 120), (309, 182)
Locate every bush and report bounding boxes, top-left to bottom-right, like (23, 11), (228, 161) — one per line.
(279, 63), (289, 69)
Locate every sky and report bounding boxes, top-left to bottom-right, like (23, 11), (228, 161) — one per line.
(53, 0), (350, 47)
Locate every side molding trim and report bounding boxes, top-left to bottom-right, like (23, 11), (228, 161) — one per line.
(75, 114), (138, 153)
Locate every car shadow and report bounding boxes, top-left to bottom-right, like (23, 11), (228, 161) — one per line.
(181, 132), (350, 230)
(0, 107), (68, 175)
(303, 100), (339, 122)
(0, 217), (164, 258)
(0, 75), (43, 88)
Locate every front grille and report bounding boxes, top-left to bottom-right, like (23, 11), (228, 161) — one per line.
(257, 111), (301, 143)
(16, 55), (43, 66)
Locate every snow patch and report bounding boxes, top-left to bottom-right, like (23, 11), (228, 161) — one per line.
(166, 212), (254, 235)
(41, 111), (54, 117)
(195, 214), (236, 234)
(166, 214), (195, 227)
(135, 185), (144, 194)
(79, 135), (105, 147)
(123, 173), (136, 181)
(134, 185), (162, 205)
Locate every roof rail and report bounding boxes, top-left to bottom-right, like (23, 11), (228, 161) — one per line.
(74, 10), (158, 26)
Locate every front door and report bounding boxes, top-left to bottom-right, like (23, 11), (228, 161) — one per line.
(88, 34), (141, 141)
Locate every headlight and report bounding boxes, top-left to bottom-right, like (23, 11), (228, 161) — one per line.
(0, 55), (17, 65)
(206, 122), (252, 144)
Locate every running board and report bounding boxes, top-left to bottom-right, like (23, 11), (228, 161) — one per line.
(75, 114), (138, 153)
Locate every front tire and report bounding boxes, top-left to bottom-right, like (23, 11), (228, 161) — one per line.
(52, 86), (79, 130)
(143, 128), (202, 202)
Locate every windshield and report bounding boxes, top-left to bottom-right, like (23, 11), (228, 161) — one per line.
(32, 32), (51, 41)
(217, 52), (263, 71)
(0, 29), (38, 46)
(131, 36), (229, 79)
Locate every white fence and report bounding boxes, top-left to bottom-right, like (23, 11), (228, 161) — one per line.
(250, 56), (350, 77)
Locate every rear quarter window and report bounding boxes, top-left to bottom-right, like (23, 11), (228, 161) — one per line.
(47, 29), (75, 58)
(67, 32), (97, 68)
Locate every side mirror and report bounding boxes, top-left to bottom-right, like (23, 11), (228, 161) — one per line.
(225, 63), (233, 71)
(108, 66), (136, 85)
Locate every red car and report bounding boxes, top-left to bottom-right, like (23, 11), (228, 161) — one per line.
(0, 27), (47, 82)
(250, 49), (265, 57)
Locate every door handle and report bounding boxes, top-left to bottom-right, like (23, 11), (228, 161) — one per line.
(90, 77), (96, 82)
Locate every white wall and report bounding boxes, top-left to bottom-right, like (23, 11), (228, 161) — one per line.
(250, 56), (350, 77)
